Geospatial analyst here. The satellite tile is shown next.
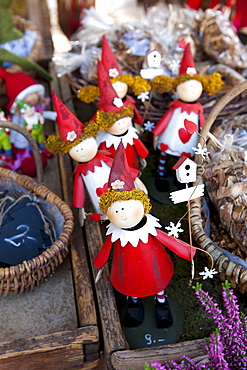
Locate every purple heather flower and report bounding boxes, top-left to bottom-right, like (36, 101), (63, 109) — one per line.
(145, 282), (247, 370)
(148, 361), (166, 370)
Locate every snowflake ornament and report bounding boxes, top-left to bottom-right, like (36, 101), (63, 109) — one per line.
(143, 120), (155, 132)
(111, 179), (125, 190)
(66, 130), (77, 142)
(199, 267), (218, 280)
(137, 91), (150, 102)
(169, 59), (180, 75)
(192, 143), (210, 159)
(113, 97), (123, 108)
(165, 222), (184, 238)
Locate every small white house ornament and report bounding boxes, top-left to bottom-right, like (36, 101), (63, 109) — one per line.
(173, 156), (197, 184)
(147, 50), (161, 68)
(140, 50), (164, 80)
(170, 156), (204, 204)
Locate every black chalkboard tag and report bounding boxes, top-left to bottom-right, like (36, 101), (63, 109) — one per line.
(0, 203), (52, 266)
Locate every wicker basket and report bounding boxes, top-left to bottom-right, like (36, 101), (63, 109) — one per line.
(0, 15), (43, 108)
(0, 120), (74, 297)
(190, 80), (247, 294)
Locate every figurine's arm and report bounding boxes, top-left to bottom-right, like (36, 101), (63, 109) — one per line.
(73, 169), (85, 209)
(199, 107), (205, 128)
(152, 108), (174, 137)
(133, 105), (143, 125)
(93, 235), (113, 270)
(133, 137), (149, 159)
(156, 228), (196, 261)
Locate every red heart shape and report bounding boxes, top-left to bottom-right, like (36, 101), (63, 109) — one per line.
(160, 143), (169, 152)
(89, 213), (101, 222)
(179, 128), (192, 143)
(184, 119), (198, 134)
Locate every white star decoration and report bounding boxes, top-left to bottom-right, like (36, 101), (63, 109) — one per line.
(109, 68), (119, 78)
(186, 67), (197, 75)
(66, 130), (77, 141)
(199, 267), (218, 280)
(111, 179), (125, 190)
(113, 97), (123, 108)
(192, 143), (210, 159)
(165, 222), (184, 238)
(143, 121), (155, 132)
(137, 91), (150, 102)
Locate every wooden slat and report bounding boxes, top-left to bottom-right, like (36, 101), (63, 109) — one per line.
(49, 60), (99, 337)
(0, 326), (98, 370)
(110, 338), (207, 370)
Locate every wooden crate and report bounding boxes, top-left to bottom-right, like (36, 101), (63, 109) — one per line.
(48, 63), (208, 369)
(0, 65), (100, 369)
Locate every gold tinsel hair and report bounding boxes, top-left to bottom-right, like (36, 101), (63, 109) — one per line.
(44, 120), (99, 154)
(77, 85), (100, 104)
(99, 188), (152, 215)
(95, 105), (134, 131)
(151, 72), (224, 96)
(77, 75), (151, 104)
(110, 75), (151, 95)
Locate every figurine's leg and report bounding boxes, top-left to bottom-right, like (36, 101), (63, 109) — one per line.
(124, 296), (144, 327)
(155, 290), (173, 329)
(155, 151), (170, 192)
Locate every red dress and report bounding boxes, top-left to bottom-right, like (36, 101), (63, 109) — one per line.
(94, 214), (196, 297)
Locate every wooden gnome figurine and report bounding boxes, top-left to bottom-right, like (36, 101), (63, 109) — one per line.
(45, 92), (147, 226)
(95, 61), (149, 171)
(152, 43), (223, 192)
(94, 141), (196, 328)
(101, 34), (143, 125)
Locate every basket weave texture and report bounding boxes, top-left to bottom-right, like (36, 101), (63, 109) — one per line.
(191, 80), (247, 294)
(0, 15), (43, 108)
(0, 121), (74, 297)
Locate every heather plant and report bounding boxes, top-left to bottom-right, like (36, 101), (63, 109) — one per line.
(143, 280), (247, 370)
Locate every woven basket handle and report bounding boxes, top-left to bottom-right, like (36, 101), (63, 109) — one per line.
(199, 79), (247, 145)
(0, 120), (43, 183)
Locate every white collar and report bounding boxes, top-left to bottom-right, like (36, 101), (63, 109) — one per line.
(106, 214), (161, 247)
(96, 125), (139, 149)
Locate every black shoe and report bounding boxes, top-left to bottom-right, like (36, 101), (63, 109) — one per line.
(124, 297), (144, 327)
(155, 298), (173, 329)
(155, 173), (170, 192)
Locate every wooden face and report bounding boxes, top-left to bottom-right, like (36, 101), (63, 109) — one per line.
(106, 199), (145, 229)
(68, 137), (98, 163)
(176, 79), (203, 102)
(107, 117), (131, 135)
(112, 81), (128, 99)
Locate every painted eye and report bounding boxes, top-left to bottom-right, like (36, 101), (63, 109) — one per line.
(115, 210), (118, 213)
(121, 208), (124, 210)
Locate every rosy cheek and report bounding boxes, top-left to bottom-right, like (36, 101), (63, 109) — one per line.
(106, 210), (115, 223)
(133, 208), (144, 220)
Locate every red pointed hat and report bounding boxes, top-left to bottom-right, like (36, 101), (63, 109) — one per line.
(97, 60), (124, 113)
(0, 68), (45, 111)
(52, 91), (85, 143)
(101, 34), (122, 78)
(179, 43), (197, 76)
(107, 140), (135, 192)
